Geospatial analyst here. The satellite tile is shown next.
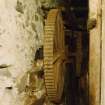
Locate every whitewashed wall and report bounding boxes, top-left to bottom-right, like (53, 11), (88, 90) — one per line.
(0, 0), (44, 105)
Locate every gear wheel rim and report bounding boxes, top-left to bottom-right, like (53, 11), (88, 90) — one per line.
(44, 9), (65, 103)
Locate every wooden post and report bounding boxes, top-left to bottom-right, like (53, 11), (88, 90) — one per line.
(101, 0), (105, 105)
(89, 0), (102, 105)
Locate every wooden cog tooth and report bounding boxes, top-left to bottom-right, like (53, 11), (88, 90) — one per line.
(44, 9), (65, 103)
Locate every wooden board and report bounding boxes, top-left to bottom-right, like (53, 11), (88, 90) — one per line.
(101, 0), (105, 105)
(89, 0), (102, 105)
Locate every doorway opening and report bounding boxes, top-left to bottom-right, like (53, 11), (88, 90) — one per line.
(61, 0), (89, 105)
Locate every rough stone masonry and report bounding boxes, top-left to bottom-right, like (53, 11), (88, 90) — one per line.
(0, 0), (45, 105)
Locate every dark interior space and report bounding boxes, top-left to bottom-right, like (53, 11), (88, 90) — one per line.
(41, 0), (89, 104)
(59, 0), (89, 105)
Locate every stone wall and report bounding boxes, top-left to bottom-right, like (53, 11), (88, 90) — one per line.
(0, 0), (44, 105)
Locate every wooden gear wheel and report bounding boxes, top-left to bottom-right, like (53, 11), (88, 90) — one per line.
(44, 9), (66, 103)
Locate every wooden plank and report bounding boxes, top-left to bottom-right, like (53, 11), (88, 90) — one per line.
(101, 0), (105, 105)
(89, 0), (101, 105)
(89, 0), (99, 20)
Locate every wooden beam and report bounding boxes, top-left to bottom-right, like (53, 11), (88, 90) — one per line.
(101, 0), (105, 105)
(89, 0), (101, 105)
